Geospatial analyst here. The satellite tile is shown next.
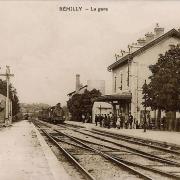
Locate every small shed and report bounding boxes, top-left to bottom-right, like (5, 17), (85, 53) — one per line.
(0, 94), (12, 123)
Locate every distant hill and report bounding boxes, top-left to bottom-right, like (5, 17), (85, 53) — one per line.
(20, 103), (50, 113)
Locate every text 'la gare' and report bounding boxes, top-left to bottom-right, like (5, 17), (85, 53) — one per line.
(59, 6), (108, 12)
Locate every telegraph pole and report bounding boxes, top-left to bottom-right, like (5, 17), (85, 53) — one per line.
(99, 105), (102, 115)
(0, 66), (14, 126)
(127, 45), (131, 87)
(120, 73), (122, 90)
(114, 75), (117, 93)
(144, 79), (147, 132)
(136, 62), (139, 121)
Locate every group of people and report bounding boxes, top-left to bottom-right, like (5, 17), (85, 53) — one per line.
(82, 114), (92, 123)
(95, 112), (136, 129)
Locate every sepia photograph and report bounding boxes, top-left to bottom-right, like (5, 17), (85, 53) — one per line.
(0, 0), (180, 179)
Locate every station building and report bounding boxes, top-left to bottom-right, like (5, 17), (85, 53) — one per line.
(94, 24), (180, 125)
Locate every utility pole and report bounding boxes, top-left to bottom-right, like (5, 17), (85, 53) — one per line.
(114, 74), (117, 93)
(0, 66), (14, 126)
(127, 45), (131, 87)
(99, 105), (102, 115)
(144, 79), (147, 132)
(120, 73), (122, 90)
(136, 62), (139, 122)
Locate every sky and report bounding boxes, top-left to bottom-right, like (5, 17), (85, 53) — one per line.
(0, 0), (180, 106)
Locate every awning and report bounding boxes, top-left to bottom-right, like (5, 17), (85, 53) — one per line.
(93, 93), (132, 103)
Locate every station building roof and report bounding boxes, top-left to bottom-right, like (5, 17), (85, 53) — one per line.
(108, 29), (180, 71)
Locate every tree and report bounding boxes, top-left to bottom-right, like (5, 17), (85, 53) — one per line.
(12, 92), (20, 116)
(67, 89), (101, 121)
(142, 45), (180, 131)
(0, 79), (20, 117)
(142, 80), (148, 132)
(67, 93), (82, 121)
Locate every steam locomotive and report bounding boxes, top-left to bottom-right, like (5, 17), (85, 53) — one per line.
(38, 103), (65, 124)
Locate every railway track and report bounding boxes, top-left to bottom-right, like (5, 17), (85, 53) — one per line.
(91, 129), (180, 154)
(35, 123), (94, 180)
(58, 123), (180, 177)
(63, 123), (180, 157)
(65, 123), (180, 154)
(34, 121), (151, 180)
(34, 120), (180, 179)
(70, 129), (180, 164)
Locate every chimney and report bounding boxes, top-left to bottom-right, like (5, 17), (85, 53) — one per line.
(76, 74), (80, 91)
(145, 32), (154, 43)
(154, 23), (164, 38)
(137, 38), (146, 46)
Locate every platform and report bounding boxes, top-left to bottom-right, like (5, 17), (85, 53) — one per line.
(0, 120), (71, 180)
(65, 121), (180, 147)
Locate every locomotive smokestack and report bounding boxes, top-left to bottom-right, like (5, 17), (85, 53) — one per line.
(76, 74), (80, 92)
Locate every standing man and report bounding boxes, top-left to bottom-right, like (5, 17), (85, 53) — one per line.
(82, 114), (85, 123)
(124, 114), (128, 129)
(99, 114), (103, 127)
(119, 113), (124, 129)
(107, 114), (111, 129)
(116, 115), (121, 129)
(143, 112), (147, 132)
(128, 113), (133, 129)
(88, 115), (92, 123)
(95, 114), (98, 126)
(113, 114), (117, 128)
(104, 114), (107, 128)
(102, 114), (105, 127)
(161, 116), (166, 131)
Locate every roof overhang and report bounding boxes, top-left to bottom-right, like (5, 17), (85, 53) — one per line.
(67, 85), (88, 96)
(93, 93), (132, 103)
(67, 91), (76, 96)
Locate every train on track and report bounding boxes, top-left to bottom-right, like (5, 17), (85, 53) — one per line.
(38, 103), (65, 124)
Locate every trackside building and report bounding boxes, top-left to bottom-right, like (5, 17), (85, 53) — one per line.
(0, 93), (12, 124)
(96, 25), (180, 126)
